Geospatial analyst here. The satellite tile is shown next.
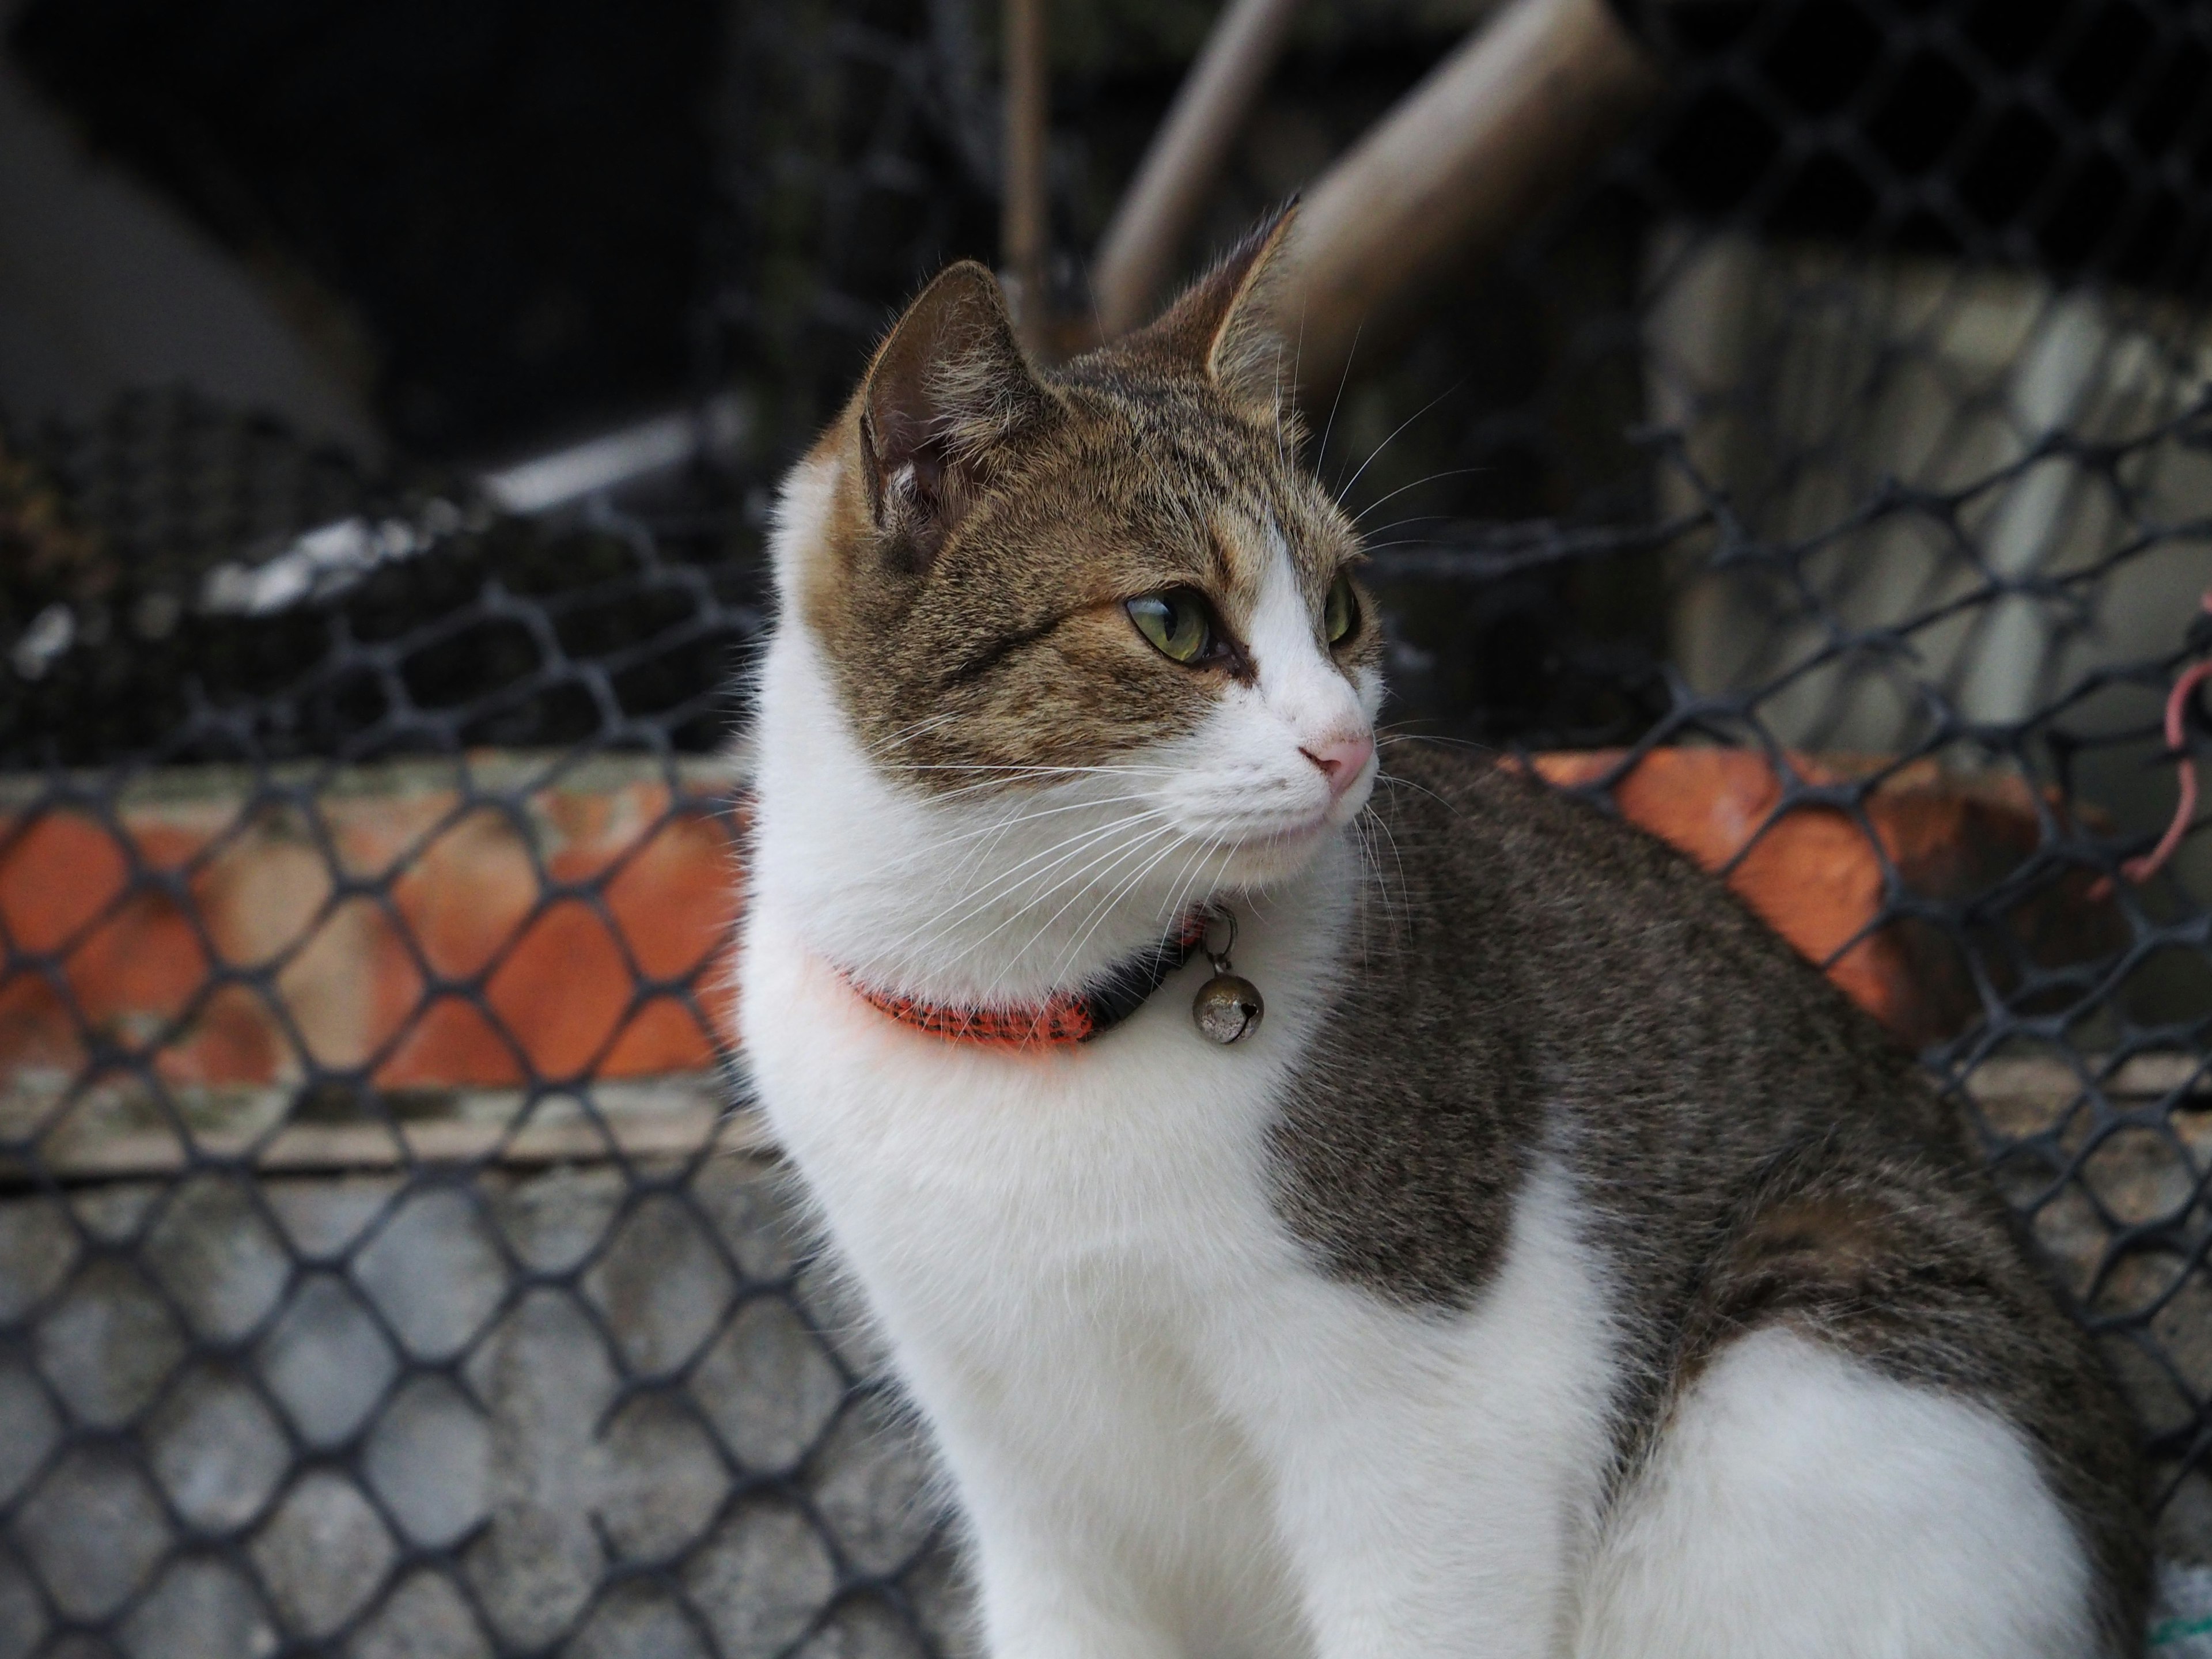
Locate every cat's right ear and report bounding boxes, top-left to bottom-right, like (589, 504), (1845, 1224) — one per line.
(859, 262), (1048, 571)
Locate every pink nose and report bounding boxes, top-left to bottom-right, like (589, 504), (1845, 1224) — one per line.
(1301, 733), (1375, 797)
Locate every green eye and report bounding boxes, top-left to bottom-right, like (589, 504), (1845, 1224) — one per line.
(1324, 571), (1359, 645)
(1127, 590), (1217, 665)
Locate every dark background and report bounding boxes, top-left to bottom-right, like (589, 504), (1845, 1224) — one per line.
(9, 0), (2205, 463)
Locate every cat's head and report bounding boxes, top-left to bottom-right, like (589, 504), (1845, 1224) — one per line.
(773, 211), (1381, 900)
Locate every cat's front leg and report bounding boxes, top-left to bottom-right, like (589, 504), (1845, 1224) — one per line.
(916, 1378), (1191, 1659)
(1267, 1423), (1582, 1659)
(965, 1508), (1182, 1659)
(1230, 1181), (1610, 1658)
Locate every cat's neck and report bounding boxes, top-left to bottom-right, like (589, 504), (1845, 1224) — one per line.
(747, 626), (1351, 1010)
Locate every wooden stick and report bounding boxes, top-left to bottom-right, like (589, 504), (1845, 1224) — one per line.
(1001, 0), (1051, 350)
(6, 1099), (772, 1184)
(1282, 0), (1660, 398)
(15, 1052), (2205, 1185)
(1093, 0), (1309, 338)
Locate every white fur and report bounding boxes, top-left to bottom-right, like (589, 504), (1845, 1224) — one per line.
(1577, 1328), (2096, 1659)
(738, 449), (2100, 1657)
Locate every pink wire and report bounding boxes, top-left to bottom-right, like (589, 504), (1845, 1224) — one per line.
(2107, 591), (2212, 891)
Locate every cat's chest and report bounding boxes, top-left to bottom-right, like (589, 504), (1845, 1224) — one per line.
(738, 904), (1309, 1316)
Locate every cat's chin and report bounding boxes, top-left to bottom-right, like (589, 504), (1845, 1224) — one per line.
(1206, 816), (1342, 888)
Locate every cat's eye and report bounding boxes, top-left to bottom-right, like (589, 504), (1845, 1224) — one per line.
(1324, 571), (1359, 645)
(1127, 590), (1218, 665)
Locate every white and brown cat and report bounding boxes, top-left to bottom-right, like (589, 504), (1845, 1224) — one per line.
(736, 213), (2146, 1658)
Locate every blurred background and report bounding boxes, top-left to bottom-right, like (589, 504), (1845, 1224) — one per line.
(3, 1), (2212, 1654)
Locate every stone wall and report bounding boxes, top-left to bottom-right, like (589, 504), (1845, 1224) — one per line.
(0, 1121), (969, 1657)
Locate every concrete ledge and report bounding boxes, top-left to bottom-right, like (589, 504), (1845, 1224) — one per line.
(1, 1071), (765, 1182)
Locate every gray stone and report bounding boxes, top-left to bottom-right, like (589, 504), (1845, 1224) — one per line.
(14, 1448), (170, 1620)
(1, 1148), (968, 1654)
(809, 1391), (943, 1580)
(354, 1188), (506, 1362)
(0, 1546), (48, 1659)
(581, 1194), (734, 1377)
(792, 1253), (894, 1380)
(681, 1498), (835, 1659)
(363, 1375), (491, 1550)
(560, 1584), (710, 1659)
(687, 1158), (803, 1283)
(67, 1185), (160, 1250)
(484, 1164), (622, 1277)
(593, 1393), (728, 1564)
(0, 1356), (58, 1506)
(249, 1472), (396, 1640)
(792, 1596), (933, 1659)
(691, 1294), (845, 1475)
(34, 1258), (184, 1428)
(345, 1570), (492, 1659)
(264, 1173), (399, 1261)
(40, 1638), (121, 1659)
(120, 1557), (279, 1659)
(257, 1273), (397, 1446)
(144, 1363), (291, 1532)
(462, 1503), (600, 1654)
(459, 1289), (616, 1650)
(144, 1173), (291, 1343)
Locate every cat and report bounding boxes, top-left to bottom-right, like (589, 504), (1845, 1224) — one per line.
(735, 210), (2148, 1658)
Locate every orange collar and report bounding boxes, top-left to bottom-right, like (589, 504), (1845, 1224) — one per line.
(847, 914), (1208, 1050)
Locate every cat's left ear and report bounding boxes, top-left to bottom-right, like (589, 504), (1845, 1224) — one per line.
(1141, 204), (1300, 422)
(860, 261), (1051, 571)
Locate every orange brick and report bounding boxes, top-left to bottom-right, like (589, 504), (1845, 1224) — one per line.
(1, 760), (741, 1090)
(0, 749), (2109, 1088)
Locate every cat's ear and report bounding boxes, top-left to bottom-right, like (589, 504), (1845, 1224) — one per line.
(1140, 204), (1300, 422)
(859, 261), (1048, 570)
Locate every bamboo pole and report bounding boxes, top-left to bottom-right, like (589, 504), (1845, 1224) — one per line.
(10, 1054), (2203, 1183)
(1279, 0), (1660, 397)
(1092, 0), (1309, 338)
(1001, 0), (1051, 350)
(4, 1084), (768, 1183)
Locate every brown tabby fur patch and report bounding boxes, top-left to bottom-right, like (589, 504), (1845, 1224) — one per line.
(791, 218), (1381, 787)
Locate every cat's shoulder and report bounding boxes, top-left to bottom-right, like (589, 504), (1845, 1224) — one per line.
(1356, 743), (1897, 1069)
(1368, 741), (1769, 922)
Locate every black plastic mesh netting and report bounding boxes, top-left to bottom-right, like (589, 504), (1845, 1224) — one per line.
(5, 0), (2212, 1653)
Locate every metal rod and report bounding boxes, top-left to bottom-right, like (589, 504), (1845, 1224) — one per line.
(1001, 0), (1051, 348)
(1093, 0), (1308, 338)
(1280, 0), (1660, 398)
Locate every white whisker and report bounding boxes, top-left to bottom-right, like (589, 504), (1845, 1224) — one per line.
(866, 809), (1170, 971)
(1335, 378), (1465, 503)
(942, 821), (1180, 983)
(1037, 827), (1190, 984)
